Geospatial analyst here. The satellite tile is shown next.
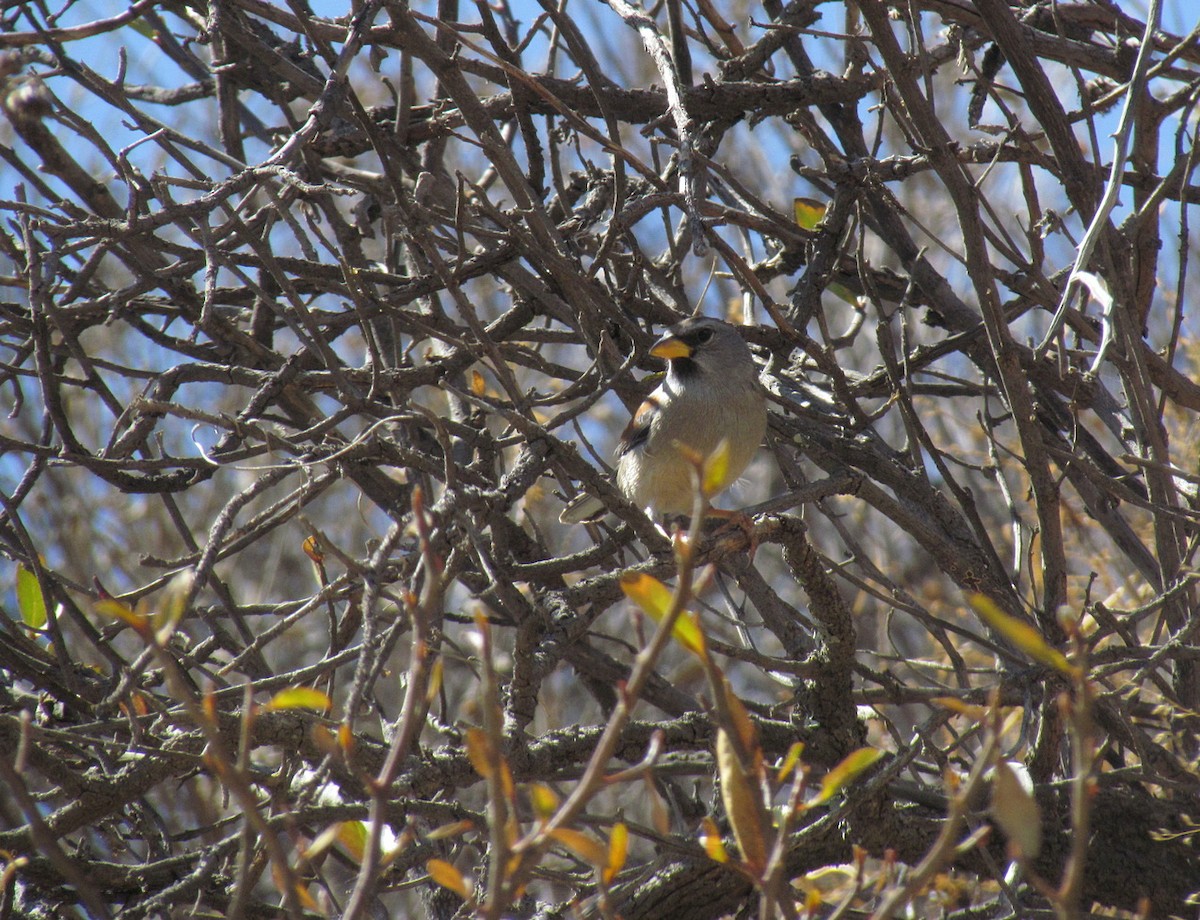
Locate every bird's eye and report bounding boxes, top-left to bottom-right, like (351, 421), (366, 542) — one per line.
(695, 327), (714, 344)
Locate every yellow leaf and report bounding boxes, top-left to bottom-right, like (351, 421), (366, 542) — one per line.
(604, 822), (628, 884)
(426, 656), (444, 703)
(504, 851), (522, 881)
(1029, 531), (1044, 598)
(646, 775), (671, 836)
(549, 828), (608, 867)
(672, 529), (693, 562)
(336, 820), (368, 862)
(672, 610), (707, 658)
(798, 865), (855, 896)
(306, 821), (367, 864)
(699, 816), (728, 863)
(202, 687), (219, 727)
(126, 691), (151, 717)
(499, 760), (516, 803)
(620, 572), (674, 619)
(720, 679), (757, 753)
(265, 687), (332, 713)
(968, 594), (1076, 677)
(153, 569), (193, 644)
(621, 572), (708, 657)
(427, 858), (472, 899)
(464, 727), (493, 779)
(810, 747), (882, 807)
(991, 760), (1041, 858)
(385, 827), (415, 866)
(1000, 706), (1025, 738)
(95, 598), (150, 634)
(269, 864), (319, 912)
(302, 535), (324, 564)
(293, 883), (320, 912)
(775, 741), (806, 784)
(793, 197), (827, 230)
(529, 783), (559, 820)
(311, 723), (338, 755)
(717, 728), (768, 870)
(932, 697), (990, 720)
(302, 823), (342, 862)
(427, 819), (475, 841)
(701, 438), (731, 497)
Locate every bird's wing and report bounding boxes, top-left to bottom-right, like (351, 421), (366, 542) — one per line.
(615, 393), (661, 458)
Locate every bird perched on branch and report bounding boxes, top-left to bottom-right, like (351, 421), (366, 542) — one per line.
(560, 316), (767, 524)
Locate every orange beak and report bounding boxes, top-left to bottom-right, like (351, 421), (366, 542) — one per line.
(649, 336), (692, 360)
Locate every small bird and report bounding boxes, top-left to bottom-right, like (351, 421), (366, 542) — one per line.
(560, 316), (767, 524)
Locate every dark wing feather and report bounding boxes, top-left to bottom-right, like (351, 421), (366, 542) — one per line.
(616, 395), (659, 457)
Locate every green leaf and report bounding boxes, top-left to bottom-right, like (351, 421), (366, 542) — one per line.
(827, 282), (861, 306)
(127, 18), (158, 41)
(793, 197), (827, 230)
(16, 564), (47, 629)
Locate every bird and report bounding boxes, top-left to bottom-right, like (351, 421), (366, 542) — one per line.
(560, 316), (767, 524)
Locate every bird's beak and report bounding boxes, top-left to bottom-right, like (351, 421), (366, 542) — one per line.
(650, 335), (692, 360)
